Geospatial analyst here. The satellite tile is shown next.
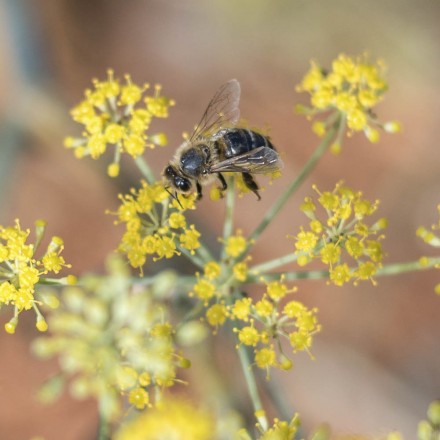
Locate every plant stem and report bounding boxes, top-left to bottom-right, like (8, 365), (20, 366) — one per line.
(250, 252), (300, 274)
(179, 248), (206, 269)
(134, 156), (156, 184)
(244, 126), (337, 257)
(97, 413), (110, 440)
(376, 257), (440, 275)
(256, 370), (305, 440)
(247, 269), (329, 283)
(237, 344), (269, 431)
(246, 256), (440, 283)
(221, 177), (236, 260)
(196, 242), (215, 264)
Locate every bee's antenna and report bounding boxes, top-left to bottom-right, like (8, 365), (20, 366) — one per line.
(164, 186), (172, 197)
(165, 187), (184, 209)
(174, 192), (183, 209)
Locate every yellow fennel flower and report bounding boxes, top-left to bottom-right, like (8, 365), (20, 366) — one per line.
(296, 53), (401, 149)
(205, 303), (228, 328)
(33, 257), (184, 421)
(179, 225), (201, 254)
(190, 278), (216, 303)
(128, 387), (150, 410)
(65, 70), (174, 176)
(0, 220), (72, 333)
(255, 347), (277, 370)
(236, 323), (260, 346)
(203, 261), (221, 280)
(229, 279), (320, 373)
(224, 230), (248, 258)
(231, 297), (252, 321)
(417, 204), (440, 294)
(258, 417), (299, 440)
(292, 181), (386, 286)
(114, 181), (201, 269)
(114, 398), (214, 440)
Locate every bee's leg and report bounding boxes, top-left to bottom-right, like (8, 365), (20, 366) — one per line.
(196, 182), (203, 200)
(217, 173), (228, 193)
(242, 173), (261, 200)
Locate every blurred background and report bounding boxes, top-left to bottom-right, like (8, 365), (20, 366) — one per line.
(0, 1), (439, 439)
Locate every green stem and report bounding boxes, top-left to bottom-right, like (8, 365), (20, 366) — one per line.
(195, 242), (215, 264)
(237, 344), (269, 431)
(176, 300), (206, 330)
(244, 126), (337, 257)
(134, 274), (196, 289)
(38, 277), (74, 285)
(376, 257), (440, 275)
(97, 413), (110, 440)
(248, 269), (328, 283)
(134, 156), (156, 184)
(256, 370), (304, 440)
(221, 177), (236, 260)
(250, 252), (300, 274)
(179, 248), (206, 269)
(246, 256), (440, 283)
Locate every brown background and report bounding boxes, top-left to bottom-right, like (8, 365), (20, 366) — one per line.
(0, 1), (440, 439)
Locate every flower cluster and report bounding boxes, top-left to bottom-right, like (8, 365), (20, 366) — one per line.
(296, 53), (400, 151)
(238, 415), (299, 440)
(418, 400), (440, 440)
(0, 219), (73, 333)
(114, 398), (214, 440)
(189, 230), (320, 373)
(114, 181), (201, 269)
(417, 204), (440, 294)
(20, 59), (427, 439)
(64, 70), (174, 177)
(292, 182), (387, 286)
(32, 257), (190, 421)
(232, 278), (320, 375)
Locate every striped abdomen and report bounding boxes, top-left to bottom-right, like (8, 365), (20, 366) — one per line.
(216, 128), (275, 160)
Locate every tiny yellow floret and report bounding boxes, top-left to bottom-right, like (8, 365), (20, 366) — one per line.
(225, 231), (247, 258)
(203, 261), (221, 280)
(254, 347), (277, 369)
(206, 303), (228, 327)
(128, 387), (149, 410)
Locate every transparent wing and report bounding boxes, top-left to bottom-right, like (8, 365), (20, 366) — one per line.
(209, 146), (283, 174)
(189, 79), (241, 141)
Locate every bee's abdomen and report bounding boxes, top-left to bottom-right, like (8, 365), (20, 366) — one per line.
(220, 128), (274, 158)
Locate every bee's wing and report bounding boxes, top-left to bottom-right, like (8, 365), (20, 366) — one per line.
(189, 79), (241, 141)
(209, 146), (283, 174)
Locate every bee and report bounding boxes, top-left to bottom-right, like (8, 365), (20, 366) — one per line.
(163, 79), (282, 201)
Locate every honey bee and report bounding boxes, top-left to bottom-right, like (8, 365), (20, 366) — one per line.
(163, 79), (282, 201)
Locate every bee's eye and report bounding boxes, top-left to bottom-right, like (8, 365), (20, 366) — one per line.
(164, 165), (176, 178)
(176, 177), (191, 192)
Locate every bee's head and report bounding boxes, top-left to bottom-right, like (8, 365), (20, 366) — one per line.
(163, 165), (192, 194)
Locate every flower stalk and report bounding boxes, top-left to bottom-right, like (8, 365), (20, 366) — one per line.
(222, 177), (236, 260)
(246, 257), (440, 283)
(134, 155), (156, 184)
(237, 343), (269, 431)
